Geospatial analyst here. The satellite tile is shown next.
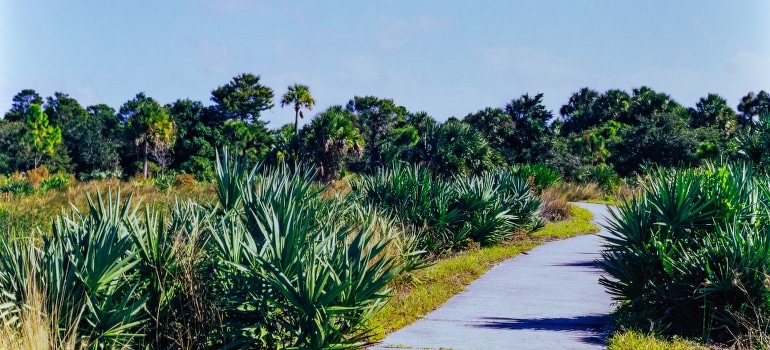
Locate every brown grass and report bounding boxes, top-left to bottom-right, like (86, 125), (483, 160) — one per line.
(539, 186), (571, 222)
(547, 182), (605, 202)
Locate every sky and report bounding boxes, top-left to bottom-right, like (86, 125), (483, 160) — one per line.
(1, 1), (769, 128)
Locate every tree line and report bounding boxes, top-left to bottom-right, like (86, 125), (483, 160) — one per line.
(1, 72), (769, 185)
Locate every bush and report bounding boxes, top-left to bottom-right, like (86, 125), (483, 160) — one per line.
(0, 149), (414, 349)
(0, 178), (34, 197)
(539, 187), (571, 222)
(25, 166), (50, 190)
(210, 153), (409, 349)
(40, 172), (71, 192)
(172, 173), (197, 190)
(77, 169), (123, 181)
(352, 165), (543, 254)
(599, 162), (770, 344)
(510, 163), (561, 192)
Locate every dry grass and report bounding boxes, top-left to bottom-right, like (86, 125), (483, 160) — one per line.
(547, 182), (605, 202)
(0, 179), (217, 237)
(539, 186), (571, 222)
(0, 242), (84, 350)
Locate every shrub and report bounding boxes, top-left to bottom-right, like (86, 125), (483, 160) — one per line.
(0, 178), (34, 197)
(210, 153), (409, 349)
(40, 172), (71, 192)
(546, 182), (604, 202)
(539, 187), (570, 222)
(172, 173), (197, 190)
(352, 165), (543, 254)
(78, 169), (123, 182)
(25, 166), (50, 190)
(510, 163), (561, 192)
(0, 149), (414, 349)
(599, 162), (770, 344)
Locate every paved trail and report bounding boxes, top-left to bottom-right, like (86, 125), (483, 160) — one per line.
(369, 202), (615, 350)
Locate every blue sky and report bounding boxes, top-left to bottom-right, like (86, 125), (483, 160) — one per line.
(2, 1), (768, 128)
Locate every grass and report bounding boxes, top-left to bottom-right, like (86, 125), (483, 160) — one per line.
(367, 204), (598, 341)
(0, 179), (216, 237)
(607, 330), (711, 350)
(532, 204), (598, 239)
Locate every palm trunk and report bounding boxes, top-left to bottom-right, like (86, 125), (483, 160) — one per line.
(143, 141), (149, 179)
(294, 107), (300, 137)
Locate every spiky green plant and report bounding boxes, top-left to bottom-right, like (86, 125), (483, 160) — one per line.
(352, 165), (543, 253)
(599, 162), (770, 344)
(209, 149), (409, 349)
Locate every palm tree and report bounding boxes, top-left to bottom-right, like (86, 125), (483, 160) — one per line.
(280, 84), (316, 136)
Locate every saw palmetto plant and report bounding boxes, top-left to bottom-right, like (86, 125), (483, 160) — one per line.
(599, 162), (770, 344)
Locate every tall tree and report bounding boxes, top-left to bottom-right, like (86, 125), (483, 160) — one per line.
(210, 73), (275, 124)
(628, 86), (683, 124)
(302, 106), (363, 182)
(167, 99), (222, 180)
(120, 93), (176, 178)
(23, 104), (62, 169)
(504, 93), (554, 162)
(346, 96), (412, 171)
(0, 120), (26, 173)
(280, 84), (316, 137)
(408, 120), (500, 178)
(737, 90), (770, 128)
(559, 87), (601, 135)
(595, 89), (632, 124)
(688, 93), (737, 135)
(77, 104), (123, 174)
(463, 107), (516, 161)
(44, 92), (87, 172)
(210, 73), (274, 162)
(4, 89), (43, 122)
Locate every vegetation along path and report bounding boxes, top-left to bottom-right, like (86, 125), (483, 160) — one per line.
(369, 202), (614, 350)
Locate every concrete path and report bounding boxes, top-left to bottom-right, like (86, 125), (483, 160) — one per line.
(369, 202), (615, 350)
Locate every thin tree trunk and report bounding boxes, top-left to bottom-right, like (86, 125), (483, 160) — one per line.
(294, 107), (300, 136)
(143, 141), (149, 179)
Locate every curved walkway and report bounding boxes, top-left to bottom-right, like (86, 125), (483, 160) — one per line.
(369, 202), (615, 350)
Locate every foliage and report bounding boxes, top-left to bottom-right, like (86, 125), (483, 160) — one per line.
(509, 163), (562, 192)
(0, 177), (34, 197)
(737, 112), (770, 173)
(167, 99), (221, 182)
(23, 104), (63, 169)
(611, 111), (699, 176)
(346, 96), (414, 172)
(302, 106), (364, 183)
(737, 90), (770, 127)
(3, 89), (43, 123)
(210, 151), (408, 349)
(76, 104), (123, 174)
(120, 93), (176, 179)
(406, 120), (500, 178)
(210, 73), (275, 124)
(352, 165), (542, 253)
(463, 107), (516, 160)
(607, 330), (710, 350)
(280, 84), (316, 137)
(599, 162), (770, 344)
(504, 93), (554, 162)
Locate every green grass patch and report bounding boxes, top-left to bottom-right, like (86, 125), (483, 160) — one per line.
(532, 205), (599, 239)
(368, 204), (599, 341)
(607, 330), (710, 350)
